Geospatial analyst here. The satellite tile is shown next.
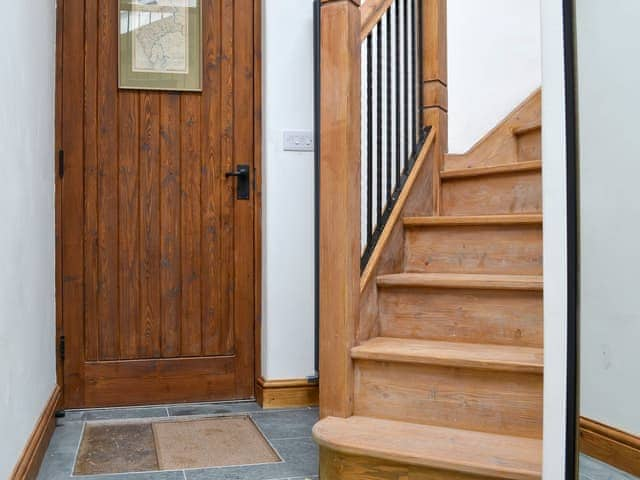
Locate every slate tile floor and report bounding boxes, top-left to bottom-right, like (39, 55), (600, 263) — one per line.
(580, 454), (640, 480)
(37, 401), (319, 480)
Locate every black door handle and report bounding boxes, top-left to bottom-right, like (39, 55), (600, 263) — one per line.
(225, 164), (250, 200)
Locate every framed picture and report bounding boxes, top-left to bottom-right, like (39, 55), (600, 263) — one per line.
(119, 0), (202, 92)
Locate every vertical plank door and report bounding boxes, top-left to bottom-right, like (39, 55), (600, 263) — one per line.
(59, 0), (257, 407)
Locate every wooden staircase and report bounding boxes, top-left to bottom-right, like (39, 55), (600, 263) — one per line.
(314, 84), (543, 478)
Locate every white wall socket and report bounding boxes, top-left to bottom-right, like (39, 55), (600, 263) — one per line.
(283, 131), (314, 152)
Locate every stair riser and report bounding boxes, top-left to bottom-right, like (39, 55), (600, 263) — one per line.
(354, 360), (543, 439)
(517, 129), (541, 163)
(320, 448), (508, 480)
(404, 224), (543, 275)
(441, 171), (542, 216)
(379, 287), (542, 347)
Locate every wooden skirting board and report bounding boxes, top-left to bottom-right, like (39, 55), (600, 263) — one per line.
(10, 385), (62, 480)
(256, 377), (319, 409)
(580, 416), (640, 477)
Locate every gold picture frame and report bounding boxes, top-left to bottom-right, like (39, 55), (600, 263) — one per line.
(119, 0), (202, 92)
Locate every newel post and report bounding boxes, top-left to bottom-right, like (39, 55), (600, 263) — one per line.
(318, 0), (361, 419)
(422, 0), (448, 214)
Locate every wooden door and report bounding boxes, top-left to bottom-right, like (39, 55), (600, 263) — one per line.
(58, 0), (258, 408)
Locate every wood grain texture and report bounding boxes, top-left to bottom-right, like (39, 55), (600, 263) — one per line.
(360, 0), (393, 40)
(404, 222), (542, 275)
(319, 0), (361, 419)
(378, 287), (543, 347)
(441, 170), (542, 216)
(54, 0), (65, 391)
(315, 417), (542, 480)
(82, 357), (237, 407)
(515, 127), (541, 163)
(60, 0), (258, 407)
(423, 81), (448, 111)
(444, 89), (540, 171)
(404, 215), (543, 227)
(354, 360), (542, 438)
(440, 161), (541, 180)
(422, 0), (448, 216)
(580, 417), (640, 477)
(351, 338), (543, 373)
(377, 273), (543, 291)
(256, 377), (319, 409)
(320, 449), (501, 480)
(358, 139), (437, 344)
(9, 386), (62, 480)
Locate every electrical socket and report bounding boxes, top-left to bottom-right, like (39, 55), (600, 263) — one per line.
(283, 131), (314, 152)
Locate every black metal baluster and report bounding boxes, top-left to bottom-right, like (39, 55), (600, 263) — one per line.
(376, 26), (383, 224)
(395, 2), (401, 183)
(404, 0), (410, 172)
(417, 0), (424, 139)
(361, 0), (432, 272)
(366, 33), (373, 247)
(411, 0), (417, 149)
(386, 10), (392, 202)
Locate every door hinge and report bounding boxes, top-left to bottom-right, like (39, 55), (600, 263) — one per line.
(59, 336), (65, 361)
(58, 150), (64, 179)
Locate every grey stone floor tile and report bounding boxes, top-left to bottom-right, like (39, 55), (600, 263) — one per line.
(249, 409), (319, 440)
(37, 422), (84, 480)
(64, 406), (169, 422)
(184, 437), (318, 480)
(71, 472), (185, 479)
(580, 454), (640, 480)
(37, 403), (319, 480)
(167, 401), (263, 417)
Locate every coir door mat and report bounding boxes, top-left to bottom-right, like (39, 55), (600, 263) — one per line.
(74, 422), (159, 475)
(152, 416), (280, 470)
(73, 415), (280, 475)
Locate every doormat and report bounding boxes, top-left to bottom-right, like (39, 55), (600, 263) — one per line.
(73, 416), (280, 475)
(153, 416), (281, 470)
(74, 422), (159, 475)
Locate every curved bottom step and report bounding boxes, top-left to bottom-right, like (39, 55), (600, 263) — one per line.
(313, 416), (541, 480)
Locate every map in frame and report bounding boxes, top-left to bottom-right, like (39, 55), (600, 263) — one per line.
(119, 0), (202, 92)
(130, 0), (189, 74)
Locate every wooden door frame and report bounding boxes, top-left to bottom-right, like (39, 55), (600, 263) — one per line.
(54, 0), (263, 408)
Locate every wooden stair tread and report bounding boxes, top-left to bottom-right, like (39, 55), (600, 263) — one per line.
(377, 273), (543, 291)
(441, 160), (541, 180)
(512, 122), (542, 136)
(404, 214), (542, 227)
(351, 337), (543, 373)
(313, 416), (542, 480)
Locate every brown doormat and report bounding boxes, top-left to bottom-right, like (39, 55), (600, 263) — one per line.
(74, 423), (159, 475)
(152, 416), (281, 470)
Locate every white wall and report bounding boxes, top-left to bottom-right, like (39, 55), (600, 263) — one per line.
(576, 0), (640, 437)
(0, 0), (57, 477)
(447, 0), (542, 153)
(540, 0), (569, 476)
(261, 0), (317, 380)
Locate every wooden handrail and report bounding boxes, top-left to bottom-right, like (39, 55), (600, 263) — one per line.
(360, 0), (393, 40)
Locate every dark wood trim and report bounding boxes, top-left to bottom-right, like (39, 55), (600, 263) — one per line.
(580, 417), (640, 477)
(54, 0), (64, 405)
(253, 0), (263, 401)
(256, 377), (319, 409)
(10, 386), (62, 480)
